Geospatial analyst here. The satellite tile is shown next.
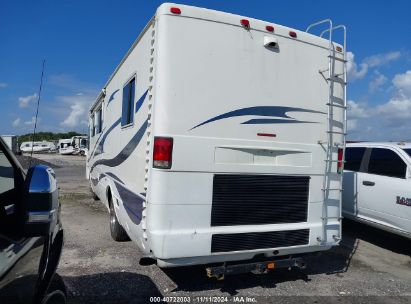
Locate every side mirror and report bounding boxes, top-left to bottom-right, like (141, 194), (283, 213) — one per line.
(23, 165), (59, 236)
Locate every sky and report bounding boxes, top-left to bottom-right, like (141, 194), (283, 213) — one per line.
(1, 0), (410, 140)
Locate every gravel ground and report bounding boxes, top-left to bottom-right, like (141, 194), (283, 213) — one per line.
(31, 154), (411, 304)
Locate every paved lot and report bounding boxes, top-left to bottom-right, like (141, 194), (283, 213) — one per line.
(31, 154), (411, 303)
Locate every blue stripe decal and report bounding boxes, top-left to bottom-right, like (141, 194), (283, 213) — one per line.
(135, 90), (148, 113)
(242, 118), (315, 124)
(115, 182), (144, 225)
(90, 119), (148, 173)
(190, 106), (325, 130)
(104, 172), (125, 185)
(107, 89), (119, 106)
(93, 171), (144, 225)
(93, 118), (121, 157)
(89, 88), (148, 159)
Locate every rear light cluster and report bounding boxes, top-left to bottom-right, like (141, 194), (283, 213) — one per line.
(337, 148), (343, 174)
(153, 137), (173, 169)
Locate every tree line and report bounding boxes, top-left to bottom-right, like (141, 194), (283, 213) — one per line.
(18, 132), (86, 143)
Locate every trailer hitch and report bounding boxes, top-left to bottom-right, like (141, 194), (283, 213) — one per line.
(206, 256), (306, 280)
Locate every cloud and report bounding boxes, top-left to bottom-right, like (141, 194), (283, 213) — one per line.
(0, 82), (8, 88)
(12, 118), (21, 128)
(58, 93), (95, 128)
(347, 100), (370, 132)
(347, 51), (401, 81)
(392, 70), (411, 96)
(369, 72), (388, 92)
(363, 51), (401, 68)
(347, 52), (368, 80)
(61, 102), (87, 127)
(347, 70), (411, 140)
(18, 93), (38, 108)
(347, 100), (369, 118)
(347, 119), (358, 131)
(377, 97), (411, 121)
(24, 117), (40, 126)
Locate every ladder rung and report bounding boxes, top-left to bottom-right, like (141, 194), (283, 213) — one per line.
(328, 55), (347, 63)
(331, 96), (344, 105)
(327, 131), (346, 135)
(326, 103), (347, 109)
(322, 188), (343, 191)
(327, 76), (347, 85)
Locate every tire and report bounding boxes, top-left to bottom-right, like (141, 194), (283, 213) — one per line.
(109, 199), (130, 242)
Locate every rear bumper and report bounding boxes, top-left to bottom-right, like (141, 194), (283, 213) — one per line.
(156, 244), (332, 268)
(148, 220), (339, 266)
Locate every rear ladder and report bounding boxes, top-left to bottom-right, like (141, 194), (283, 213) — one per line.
(306, 19), (347, 245)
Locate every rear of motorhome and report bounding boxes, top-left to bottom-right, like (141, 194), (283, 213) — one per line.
(86, 3), (347, 271)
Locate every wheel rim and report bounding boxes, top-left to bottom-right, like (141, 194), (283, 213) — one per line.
(110, 205), (116, 230)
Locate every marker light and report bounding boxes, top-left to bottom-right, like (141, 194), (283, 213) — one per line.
(289, 31), (297, 38)
(337, 148), (343, 174)
(266, 25), (274, 32)
(170, 7), (181, 14)
(240, 19), (250, 28)
(336, 46), (343, 52)
(153, 137), (173, 169)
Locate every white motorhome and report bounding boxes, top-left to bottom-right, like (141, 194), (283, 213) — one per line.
(59, 136), (88, 155)
(20, 141), (55, 153)
(86, 3), (347, 274)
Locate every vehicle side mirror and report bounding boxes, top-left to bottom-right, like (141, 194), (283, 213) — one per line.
(23, 165), (59, 236)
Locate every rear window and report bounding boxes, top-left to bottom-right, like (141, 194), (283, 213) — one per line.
(368, 148), (406, 179)
(344, 147), (366, 172)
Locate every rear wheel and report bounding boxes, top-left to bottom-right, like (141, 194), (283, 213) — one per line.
(109, 198), (130, 242)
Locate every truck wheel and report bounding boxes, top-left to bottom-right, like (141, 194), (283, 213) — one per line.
(109, 200), (130, 242)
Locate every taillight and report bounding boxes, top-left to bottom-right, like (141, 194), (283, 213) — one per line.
(337, 148), (343, 174)
(153, 137), (173, 169)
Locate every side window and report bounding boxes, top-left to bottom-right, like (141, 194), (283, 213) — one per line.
(344, 147), (366, 172)
(95, 108), (102, 134)
(121, 77), (135, 127)
(90, 114), (95, 137)
(367, 148), (406, 179)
